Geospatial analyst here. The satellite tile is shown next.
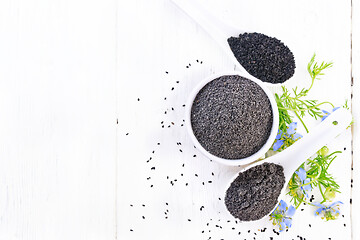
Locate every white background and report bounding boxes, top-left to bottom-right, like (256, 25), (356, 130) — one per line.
(0, 0), (359, 239)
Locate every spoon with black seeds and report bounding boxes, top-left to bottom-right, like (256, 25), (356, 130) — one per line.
(224, 108), (352, 221)
(171, 0), (295, 84)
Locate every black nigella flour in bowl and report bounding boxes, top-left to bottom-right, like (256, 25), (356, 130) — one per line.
(190, 75), (273, 160)
(228, 32), (295, 84)
(225, 163), (285, 221)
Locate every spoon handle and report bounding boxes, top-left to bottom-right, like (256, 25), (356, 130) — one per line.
(170, 0), (251, 74)
(170, 0), (240, 40)
(268, 108), (352, 181)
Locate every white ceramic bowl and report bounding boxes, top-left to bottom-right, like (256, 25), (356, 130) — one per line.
(185, 71), (279, 166)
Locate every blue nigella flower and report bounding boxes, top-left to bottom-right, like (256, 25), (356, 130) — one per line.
(295, 168), (312, 199)
(273, 122), (303, 151)
(313, 201), (343, 221)
(321, 107), (340, 121)
(270, 200), (296, 232)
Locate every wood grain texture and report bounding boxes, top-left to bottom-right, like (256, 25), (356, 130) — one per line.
(0, 0), (117, 239)
(351, 0), (360, 239)
(118, 0), (353, 239)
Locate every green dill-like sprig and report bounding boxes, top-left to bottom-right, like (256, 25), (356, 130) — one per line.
(275, 54), (334, 133)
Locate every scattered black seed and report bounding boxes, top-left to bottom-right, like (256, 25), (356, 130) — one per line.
(196, 60), (199, 62)
(228, 32), (295, 83)
(208, 181), (212, 183)
(182, 104), (186, 107)
(309, 224), (311, 227)
(211, 172), (214, 176)
(166, 202), (168, 205)
(301, 208), (304, 211)
(164, 97), (167, 100)
(185, 183), (188, 186)
(238, 232), (241, 235)
(166, 176), (169, 179)
(202, 182), (205, 185)
(142, 216), (145, 219)
(126, 133), (129, 136)
(130, 204), (133, 207)
(225, 163), (285, 221)
(181, 173), (183, 176)
(147, 177), (151, 180)
(218, 197), (221, 201)
(201, 230), (204, 233)
(116, 119), (118, 124)
(344, 224), (346, 227)
(193, 155), (196, 157)
(164, 111), (167, 114)
(176, 81), (179, 83)
(191, 75), (273, 159)
(200, 61), (203, 64)
(179, 149), (182, 152)
(200, 206), (204, 211)
(195, 174), (198, 177)
(248, 230), (251, 233)
(137, 98), (140, 101)
(188, 219), (191, 222)
(182, 164), (185, 167)
(344, 147), (346, 150)
(150, 185), (153, 187)
(232, 227), (235, 230)
(186, 66), (189, 68)
(142, 204), (145, 207)
(130, 229), (133, 232)
(151, 167), (155, 170)
(157, 142), (160, 145)
(350, 198), (352, 204)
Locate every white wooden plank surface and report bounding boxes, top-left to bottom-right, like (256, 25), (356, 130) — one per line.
(0, 0), (117, 239)
(0, 0), (357, 239)
(351, 0), (360, 239)
(118, 0), (353, 239)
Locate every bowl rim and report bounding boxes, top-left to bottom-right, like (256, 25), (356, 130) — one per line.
(184, 71), (279, 166)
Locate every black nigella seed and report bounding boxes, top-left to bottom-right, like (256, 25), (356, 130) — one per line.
(151, 167), (155, 170)
(225, 163), (285, 221)
(130, 229), (133, 232)
(191, 75), (273, 159)
(142, 204), (145, 207)
(142, 216), (145, 219)
(195, 174), (198, 177)
(125, 133), (129, 136)
(137, 98), (140, 101)
(193, 155), (196, 157)
(228, 32), (295, 84)
(165, 71), (168, 74)
(188, 219), (191, 222)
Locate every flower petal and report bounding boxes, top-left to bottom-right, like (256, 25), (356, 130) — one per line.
(278, 200), (287, 212)
(332, 107), (340, 112)
(314, 208), (323, 216)
(329, 201), (343, 208)
(322, 110), (330, 115)
(284, 218), (292, 228)
(276, 130), (283, 140)
(296, 168), (307, 181)
(321, 115), (328, 121)
(273, 140), (284, 151)
(286, 205), (296, 217)
(292, 133), (303, 141)
(279, 221), (286, 232)
(287, 122), (297, 135)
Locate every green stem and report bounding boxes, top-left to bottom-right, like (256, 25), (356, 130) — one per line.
(294, 111), (309, 133)
(319, 184), (326, 203)
(278, 101), (334, 111)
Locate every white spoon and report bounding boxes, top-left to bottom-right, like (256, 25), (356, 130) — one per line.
(224, 107), (352, 221)
(170, 0), (295, 85)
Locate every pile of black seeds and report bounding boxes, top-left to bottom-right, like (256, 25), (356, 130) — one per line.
(225, 163), (285, 221)
(228, 32), (295, 84)
(190, 75), (273, 159)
